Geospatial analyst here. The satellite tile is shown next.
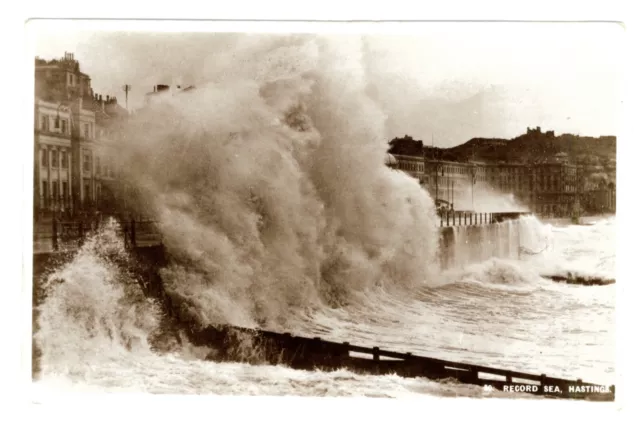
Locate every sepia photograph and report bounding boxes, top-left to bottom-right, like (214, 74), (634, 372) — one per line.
(26, 20), (621, 403)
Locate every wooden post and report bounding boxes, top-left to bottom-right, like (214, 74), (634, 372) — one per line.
(130, 219), (136, 248)
(340, 342), (350, 359)
(52, 217), (58, 251)
(458, 213), (461, 226)
(464, 213), (467, 225)
(447, 211), (450, 226)
(373, 346), (380, 362)
(475, 213), (478, 225)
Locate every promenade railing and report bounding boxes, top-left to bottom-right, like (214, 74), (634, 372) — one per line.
(34, 216), (162, 253)
(439, 211), (532, 228)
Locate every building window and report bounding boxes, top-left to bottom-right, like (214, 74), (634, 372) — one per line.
(41, 149), (48, 167)
(42, 181), (48, 206)
(62, 181), (68, 201)
(51, 150), (58, 168)
(52, 180), (59, 201)
(61, 150), (68, 168)
(61, 119), (67, 134)
(83, 151), (91, 172)
(84, 182), (91, 204)
(54, 116), (60, 129)
(96, 156), (101, 175)
(40, 115), (49, 131)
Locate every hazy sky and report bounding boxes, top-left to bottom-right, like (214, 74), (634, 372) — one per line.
(29, 21), (623, 147)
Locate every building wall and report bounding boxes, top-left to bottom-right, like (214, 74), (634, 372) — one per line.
(34, 52), (129, 219)
(34, 100), (73, 214)
(395, 154), (426, 184)
(35, 53), (92, 103)
(424, 160), (474, 208)
(390, 153), (587, 217)
(70, 101), (97, 211)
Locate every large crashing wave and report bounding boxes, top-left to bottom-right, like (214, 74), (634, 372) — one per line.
(34, 221), (166, 378)
(112, 36), (440, 329)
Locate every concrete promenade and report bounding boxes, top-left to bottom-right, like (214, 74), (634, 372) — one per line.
(33, 212), (532, 255)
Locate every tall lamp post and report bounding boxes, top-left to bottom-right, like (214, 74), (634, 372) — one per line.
(471, 166), (477, 211)
(122, 84), (132, 113)
(434, 162), (443, 206)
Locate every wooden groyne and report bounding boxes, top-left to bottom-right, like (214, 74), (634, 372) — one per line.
(182, 323), (614, 401)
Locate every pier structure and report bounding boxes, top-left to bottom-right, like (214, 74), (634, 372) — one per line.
(33, 212), (532, 255)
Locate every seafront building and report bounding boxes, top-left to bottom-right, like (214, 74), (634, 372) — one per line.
(33, 53), (614, 221)
(34, 52), (128, 220)
(388, 134), (615, 217)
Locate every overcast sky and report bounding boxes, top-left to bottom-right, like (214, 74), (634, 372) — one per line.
(30, 22), (623, 147)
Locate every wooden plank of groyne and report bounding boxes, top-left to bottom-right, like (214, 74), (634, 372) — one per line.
(187, 324), (614, 401)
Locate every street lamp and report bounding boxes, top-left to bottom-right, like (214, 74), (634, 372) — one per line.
(434, 162), (444, 205)
(122, 84), (132, 112)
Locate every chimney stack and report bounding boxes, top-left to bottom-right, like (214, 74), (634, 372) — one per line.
(106, 95), (110, 102)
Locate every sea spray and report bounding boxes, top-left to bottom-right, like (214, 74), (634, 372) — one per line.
(110, 35), (440, 329)
(34, 220), (164, 378)
(32, 205), (616, 391)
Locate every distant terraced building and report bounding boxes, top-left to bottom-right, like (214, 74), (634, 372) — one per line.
(387, 129), (614, 217)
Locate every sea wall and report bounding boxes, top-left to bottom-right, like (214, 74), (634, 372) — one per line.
(32, 245), (167, 304)
(439, 219), (522, 269)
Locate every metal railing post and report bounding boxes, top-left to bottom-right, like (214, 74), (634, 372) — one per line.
(52, 217), (58, 251)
